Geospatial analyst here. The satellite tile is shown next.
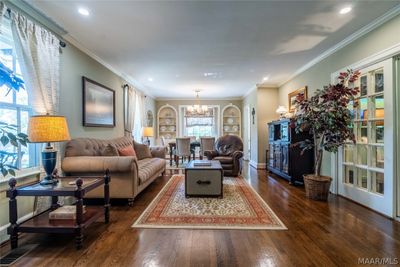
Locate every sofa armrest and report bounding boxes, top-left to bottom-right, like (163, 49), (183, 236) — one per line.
(150, 146), (167, 159)
(62, 156), (138, 174)
(204, 150), (218, 160)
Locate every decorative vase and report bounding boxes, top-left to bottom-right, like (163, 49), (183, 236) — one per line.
(303, 174), (332, 201)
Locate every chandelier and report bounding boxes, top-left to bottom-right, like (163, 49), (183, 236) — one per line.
(187, 90), (208, 115)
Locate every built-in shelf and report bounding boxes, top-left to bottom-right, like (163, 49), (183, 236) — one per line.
(157, 104), (178, 141)
(221, 104), (241, 137)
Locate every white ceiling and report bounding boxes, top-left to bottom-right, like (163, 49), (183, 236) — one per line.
(29, 0), (400, 99)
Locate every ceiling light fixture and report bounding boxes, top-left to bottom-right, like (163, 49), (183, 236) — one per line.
(78, 7), (90, 16)
(147, 77), (153, 82)
(187, 90), (209, 116)
(262, 76), (269, 81)
(339, 6), (352, 15)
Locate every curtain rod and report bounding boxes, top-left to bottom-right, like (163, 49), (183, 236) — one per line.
(3, 1), (67, 48)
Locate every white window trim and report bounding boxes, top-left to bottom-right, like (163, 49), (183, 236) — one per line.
(178, 105), (221, 137)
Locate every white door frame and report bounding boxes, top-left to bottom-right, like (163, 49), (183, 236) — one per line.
(332, 55), (396, 217)
(243, 105), (251, 161)
(394, 55), (400, 218)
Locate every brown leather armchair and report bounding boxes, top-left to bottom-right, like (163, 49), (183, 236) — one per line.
(204, 135), (243, 177)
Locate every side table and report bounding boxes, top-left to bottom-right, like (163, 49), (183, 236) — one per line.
(6, 170), (110, 250)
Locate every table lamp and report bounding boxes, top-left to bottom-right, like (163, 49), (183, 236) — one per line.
(142, 127), (154, 146)
(28, 115), (71, 185)
(276, 106), (288, 119)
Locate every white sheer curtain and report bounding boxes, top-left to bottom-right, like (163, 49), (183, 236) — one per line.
(9, 8), (60, 115)
(2, 4), (61, 177)
(133, 91), (145, 142)
(123, 85), (136, 137)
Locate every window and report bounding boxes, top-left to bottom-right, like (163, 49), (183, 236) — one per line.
(0, 18), (39, 174)
(182, 107), (219, 139)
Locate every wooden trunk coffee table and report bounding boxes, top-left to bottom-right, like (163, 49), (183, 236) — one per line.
(185, 160), (223, 198)
(6, 171), (110, 250)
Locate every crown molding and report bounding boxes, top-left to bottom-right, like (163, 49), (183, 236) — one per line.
(278, 4), (400, 88)
(63, 34), (155, 99)
(155, 97), (243, 101)
(242, 86), (257, 99)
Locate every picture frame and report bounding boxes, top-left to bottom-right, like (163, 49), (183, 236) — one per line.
(82, 77), (115, 127)
(288, 86), (308, 112)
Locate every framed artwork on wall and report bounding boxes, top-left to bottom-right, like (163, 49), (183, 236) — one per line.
(82, 77), (115, 127)
(288, 86), (308, 112)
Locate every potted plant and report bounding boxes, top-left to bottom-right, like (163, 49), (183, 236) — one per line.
(0, 61), (28, 177)
(292, 69), (360, 201)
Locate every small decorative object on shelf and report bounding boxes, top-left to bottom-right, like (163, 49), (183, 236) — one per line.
(49, 205), (87, 220)
(275, 106), (288, 119)
(293, 69), (360, 201)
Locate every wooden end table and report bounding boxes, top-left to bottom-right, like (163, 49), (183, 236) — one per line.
(6, 170), (110, 250)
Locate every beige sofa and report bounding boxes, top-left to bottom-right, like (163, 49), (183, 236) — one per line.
(61, 137), (166, 204)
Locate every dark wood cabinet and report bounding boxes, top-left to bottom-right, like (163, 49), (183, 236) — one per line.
(266, 119), (314, 184)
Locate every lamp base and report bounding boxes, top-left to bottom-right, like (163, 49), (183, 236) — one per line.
(40, 148), (58, 185)
(40, 175), (58, 185)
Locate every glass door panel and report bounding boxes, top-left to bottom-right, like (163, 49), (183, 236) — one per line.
(338, 58), (394, 217)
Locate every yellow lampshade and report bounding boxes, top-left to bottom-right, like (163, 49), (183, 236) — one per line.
(142, 127), (154, 137)
(28, 115), (71, 143)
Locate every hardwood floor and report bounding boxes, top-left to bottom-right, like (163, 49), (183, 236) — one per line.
(1, 164), (400, 267)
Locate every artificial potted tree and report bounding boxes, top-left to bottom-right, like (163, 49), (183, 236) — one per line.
(292, 69), (360, 201)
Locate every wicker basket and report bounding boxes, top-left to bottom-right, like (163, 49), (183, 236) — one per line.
(303, 174), (332, 201)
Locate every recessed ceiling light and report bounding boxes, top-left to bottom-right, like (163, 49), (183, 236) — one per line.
(339, 6), (352, 15)
(147, 77), (153, 82)
(262, 76), (269, 81)
(78, 7), (90, 16)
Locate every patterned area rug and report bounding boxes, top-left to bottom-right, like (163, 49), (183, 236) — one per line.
(132, 175), (287, 230)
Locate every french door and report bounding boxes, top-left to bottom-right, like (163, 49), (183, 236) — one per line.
(338, 58), (394, 217)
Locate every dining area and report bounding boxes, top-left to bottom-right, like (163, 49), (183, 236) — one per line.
(160, 135), (244, 177)
(163, 136), (215, 166)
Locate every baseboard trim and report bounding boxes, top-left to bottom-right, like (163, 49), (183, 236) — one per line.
(249, 161), (267, 169)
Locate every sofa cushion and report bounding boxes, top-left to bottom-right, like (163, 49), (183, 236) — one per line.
(214, 156), (233, 164)
(101, 144), (119, 156)
(65, 137), (133, 157)
(118, 145), (137, 157)
(137, 158), (165, 184)
(134, 141), (152, 160)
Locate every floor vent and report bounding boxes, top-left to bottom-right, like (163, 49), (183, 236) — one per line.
(0, 244), (37, 266)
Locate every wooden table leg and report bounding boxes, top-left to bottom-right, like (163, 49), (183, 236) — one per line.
(75, 178), (84, 250)
(7, 178), (18, 249)
(104, 169), (110, 224)
(51, 196), (58, 210)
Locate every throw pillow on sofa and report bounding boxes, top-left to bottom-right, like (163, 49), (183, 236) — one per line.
(101, 144), (119, 156)
(118, 145), (137, 157)
(133, 141), (152, 160)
